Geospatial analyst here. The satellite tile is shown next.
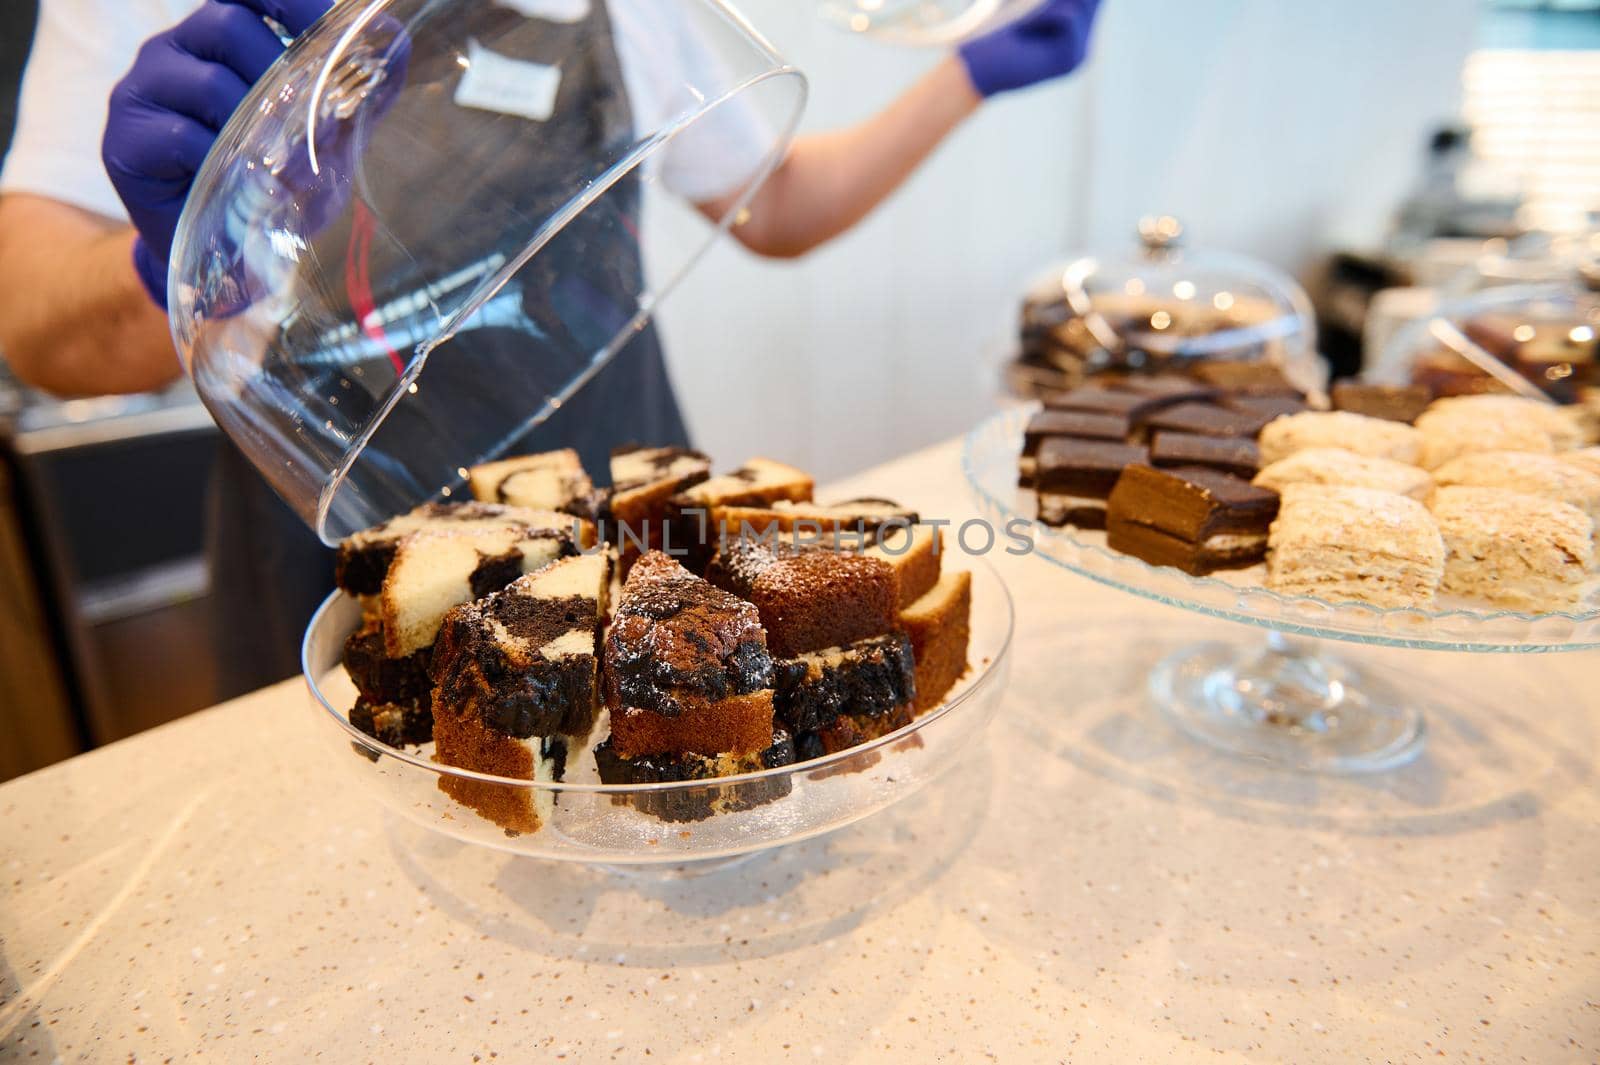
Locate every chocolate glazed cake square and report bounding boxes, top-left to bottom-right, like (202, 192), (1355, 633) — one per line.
(1032, 438), (1149, 529)
(1137, 401), (1275, 441)
(1106, 464), (1280, 575)
(1042, 386), (1172, 421)
(1149, 431), (1261, 479)
(1023, 410), (1132, 454)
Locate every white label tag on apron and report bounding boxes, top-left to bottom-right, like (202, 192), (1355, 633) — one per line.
(454, 39), (563, 122)
(493, 0), (591, 23)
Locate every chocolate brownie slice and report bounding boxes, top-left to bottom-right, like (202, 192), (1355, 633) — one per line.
(1331, 382), (1433, 424)
(1190, 360), (1302, 396)
(1043, 385), (1173, 420)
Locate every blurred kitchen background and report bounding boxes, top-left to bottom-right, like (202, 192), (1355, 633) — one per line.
(2, 0), (1597, 779)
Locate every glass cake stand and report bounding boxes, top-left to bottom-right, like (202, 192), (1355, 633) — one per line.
(964, 406), (1600, 774)
(302, 560), (1013, 876)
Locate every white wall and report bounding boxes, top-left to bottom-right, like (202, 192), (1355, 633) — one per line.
(647, 0), (1477, 483)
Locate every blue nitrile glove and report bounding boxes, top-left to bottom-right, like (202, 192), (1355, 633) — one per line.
(958, 0), (1103, 98)
(102, 0), (333, 306)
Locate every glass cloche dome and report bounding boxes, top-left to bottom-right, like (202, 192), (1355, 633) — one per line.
(1372, 275), (1600, 411)
(170, 0), (807, 544)
(1007, 217), (1322, 400)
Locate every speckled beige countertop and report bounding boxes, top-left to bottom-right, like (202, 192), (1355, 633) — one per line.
(3, 438), (1598, 1063)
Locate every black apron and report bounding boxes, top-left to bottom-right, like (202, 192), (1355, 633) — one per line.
(208, 0), (689, 697)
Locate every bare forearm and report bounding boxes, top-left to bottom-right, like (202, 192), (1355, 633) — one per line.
(0, 195), (179, 397)
(719, 56), (982, 259)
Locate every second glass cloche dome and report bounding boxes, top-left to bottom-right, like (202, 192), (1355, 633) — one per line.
(170, 0), (807, 543)
(1009, 217), (1322, 399)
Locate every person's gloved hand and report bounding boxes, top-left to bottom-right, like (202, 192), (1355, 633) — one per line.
(958, 0), (1103, 99)
(102, 0), (333, 306)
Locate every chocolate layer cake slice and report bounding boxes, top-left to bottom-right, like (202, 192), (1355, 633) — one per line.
(335, 502), (591, 597)
(1043, 385), (1174, 421)
(429, 551), (613, 835)
(1106, 464), (1280, 575)
(899, 570), (972, 714)
(467, 448), (601, 521)
(1024, 409), (1131, 450)
(1033, 438), (1149, 529)
(1020, 410), (1133, 487)
(706, 539), (897, 658)
(603, 551), (777, 760)
(1137, 401), (1275, 441)
(1149, 432), (1260, 479)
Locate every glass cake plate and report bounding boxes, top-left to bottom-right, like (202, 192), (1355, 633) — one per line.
(964, 406), (1600, 774)
(303, 559), (1013, 874)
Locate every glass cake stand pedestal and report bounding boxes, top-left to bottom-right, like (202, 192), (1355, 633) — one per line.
(965, 406), (1600, 775)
